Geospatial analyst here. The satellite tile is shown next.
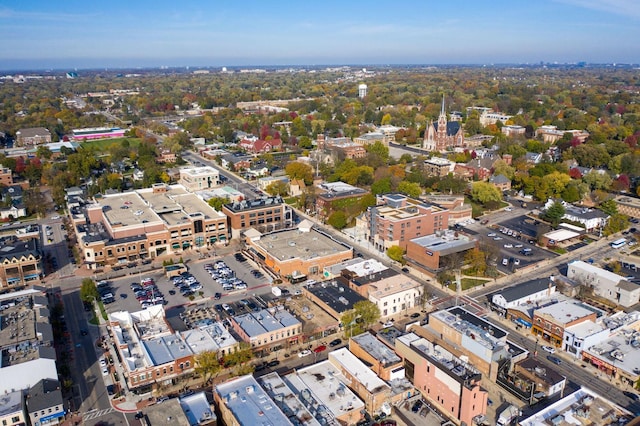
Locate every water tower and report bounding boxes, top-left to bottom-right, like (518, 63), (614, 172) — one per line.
(358, 83), (368, 98)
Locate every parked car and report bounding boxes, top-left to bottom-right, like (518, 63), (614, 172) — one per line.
(214, 292), (221, 300)
(298, 350), (312, 358)
(547, 355), (562, 365)
(623, 391), (640, 401)
(267, 360), (280, 367)
(329, 339), (342, 347)
(314, 345), (327, 353)
(541, 345), (555, 354)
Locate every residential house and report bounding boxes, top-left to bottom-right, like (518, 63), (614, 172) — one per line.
(488, 174), (511, 191)
(0, 164), (13, 186)
(238, 138), (282, 154)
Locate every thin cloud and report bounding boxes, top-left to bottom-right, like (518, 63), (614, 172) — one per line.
(0, 7), (97, 21)
(555, 0), (640, 18)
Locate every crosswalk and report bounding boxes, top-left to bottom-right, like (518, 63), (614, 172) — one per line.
(82, 407), (115, 421)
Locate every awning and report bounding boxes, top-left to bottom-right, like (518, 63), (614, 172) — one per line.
(182, 242), (190, 248)
(515, 318), (532, 328)
(219, 235), (226, 240)
(6, 277), (20, 283)
(209, 237), (217, 242)
(24, 274), (38, 279)
(171, 243), (180, 249)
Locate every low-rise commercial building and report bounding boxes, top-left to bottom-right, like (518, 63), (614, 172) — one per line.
(413, 307), (510, 380)
(328, 348), (392, 415)
(0, 390), (27, 426)
(0, 237), (43, 289)
(405, 231), (476, 275)
(567, 260), (640, 308)
(302, 280), (367, 321)
(366, 274), (423, 318)
(25, 378), (65, 426)
(78, 184), (229, 269)
(245, 222), (352, 282)
(491, 277), (557, 316)
(349, 332), (403, 381)
(614, 195), (640, 219)
(532, 300), (598, 348)
(396, 333), (487, 426)
(15, 127), (51, 147)
(178, 166), (221, 191)
(316, 182), (370, 223)
(229, 307), (302, 353)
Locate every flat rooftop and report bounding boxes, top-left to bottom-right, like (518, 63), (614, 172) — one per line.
(329, 348), (390, 394)
(224, 196), (284, 212)
(179, 392), (216, 425)
(397, 333), (481, 383)
(324, 258), (388, 278)
(534, 300), (596, 324)
(98, 191), (160, 228)
(519, 388), (634, 426)
(283, 361), (364, 424)
(368, 274), (421, 299)
(258, 372), (323, 426)
(615, 196), (640, 209)
(253, 228), (351, 263)
(568, 260), (625, 285)
(234, 307), (301, 338)
(144, 334), (194, 366)
(216, 374), (293, 426)
(180, 166), (219, 177)
(409, 231), (476, 256)
(304, 281), (366, 316)
(351, 332), (401, 367)
(584, 328), (640, 377)
(180, 323), (237, 354)
(145, 398), (190, 426)
(431, 307), (508, 351)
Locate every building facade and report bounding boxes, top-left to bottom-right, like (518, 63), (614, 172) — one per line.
(423, 97), (464, 152)
(15, 128), (51, 147)
(531, 301), (597, 348)
(222, 196), (292, 238)
(178, 166), (221, 191)
(0, 238), (43, 289)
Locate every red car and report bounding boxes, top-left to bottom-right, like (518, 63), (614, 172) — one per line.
(314, 345), (327, 353)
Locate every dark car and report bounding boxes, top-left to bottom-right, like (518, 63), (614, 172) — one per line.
(106, 384), (115, 395)
(134, 412), (144, 419)
(329, 338), (342, 347)
(411, 400), (423, 413)
(254, 363), (267, 372)
(624, 391), (640, 401)
(80, 329), (88, 336)
(168, 290), (176, 295)
(267, 360), (280, 368)
(214, 292), (221, 300)
(410, 312), (421, 319)
(547, 355), (562, 365)
(401, 267), (410, 273)
(214, 304), (223, 312)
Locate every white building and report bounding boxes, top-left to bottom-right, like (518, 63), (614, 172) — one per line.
(479, 111), (512, 126)
(367, 274), (422, 318)
(179, 166), (221, 191)
(567, 260), (640, 308)
(563, 320), (610, 358)
(491, 278), (556, 313)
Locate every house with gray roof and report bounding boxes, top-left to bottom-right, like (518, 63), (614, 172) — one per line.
(25, 379), (64, 426)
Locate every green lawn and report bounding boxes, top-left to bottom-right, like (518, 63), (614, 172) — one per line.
(79, 137), (142, 152)
(448, 277), (490, 291)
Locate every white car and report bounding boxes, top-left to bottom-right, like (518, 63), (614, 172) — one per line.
(383, 321), (394, 328)
(101, 367), (109, 376)
(504, 244), (513, 248)
(541, 345), (555, 354)
(514, 259), (521, 266)
(298, 349), (312, 358)
(52, 215), (60, 220)
(505, 207), (513, 212)
(487, 233), (497, 237)
(493, 237), (503, 241)
(99, 358), (106, 367)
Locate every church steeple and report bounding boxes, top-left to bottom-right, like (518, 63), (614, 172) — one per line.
(440, 94), (445, 117)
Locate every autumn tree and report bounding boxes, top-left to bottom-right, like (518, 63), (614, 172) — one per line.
(386, 245), (405, 264)
(265, 180), (289, 196)
(340, 300), (381, 338)
(285, 161), (313, 185)
(207, 196), (229, 211)
(397, 181), (422, 198)
(326, 211), (348, 229)
(194, 350), (221, 385)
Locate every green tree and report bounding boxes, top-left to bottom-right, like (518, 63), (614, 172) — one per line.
(80, 278), (99, 303)
(194, 350), (222, 385)
(543, 201), (566, 227)
(492, 159), (515, 180)
(327, 211), (348, 229)
(36, 145), (53, 160)
(603, 213), (629, 237)
(207, 196), (229, 211)
(582, 170), (612, 190)
(599, 199), (618, 216)
(397, 181), (422, 198)
(470, 181), (502, 204)
(386, 245), (405, 264)
(371, 177), (392, 195)
(340, 300), (381, 338)
(285, 161), (314, 185)
(265, 180), (289, 196)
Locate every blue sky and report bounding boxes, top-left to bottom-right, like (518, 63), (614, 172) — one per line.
(1, 0), (639, 70)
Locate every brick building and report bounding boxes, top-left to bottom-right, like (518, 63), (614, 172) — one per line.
(15, 127), (51, 147)
(222, 196), (292, 238)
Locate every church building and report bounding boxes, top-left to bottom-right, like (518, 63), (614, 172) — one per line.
(423, 96), (465, 152)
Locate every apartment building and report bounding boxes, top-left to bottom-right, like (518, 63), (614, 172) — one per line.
(396, 333), (487, 426)
(359, 194), (449, 252)
(424, 157), (455, 177)
(316, 182), (370, 222)
(614, 195), (640, 219)
(366, 274), (423, 318)
(78, 184), (228, 269)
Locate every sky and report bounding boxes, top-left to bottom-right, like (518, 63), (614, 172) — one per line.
(1, 0), (639, 70)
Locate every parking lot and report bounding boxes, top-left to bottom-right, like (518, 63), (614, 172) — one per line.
(104, 253), (273, 314)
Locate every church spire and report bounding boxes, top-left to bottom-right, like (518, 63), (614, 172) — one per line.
(441, 94), (445, 116)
